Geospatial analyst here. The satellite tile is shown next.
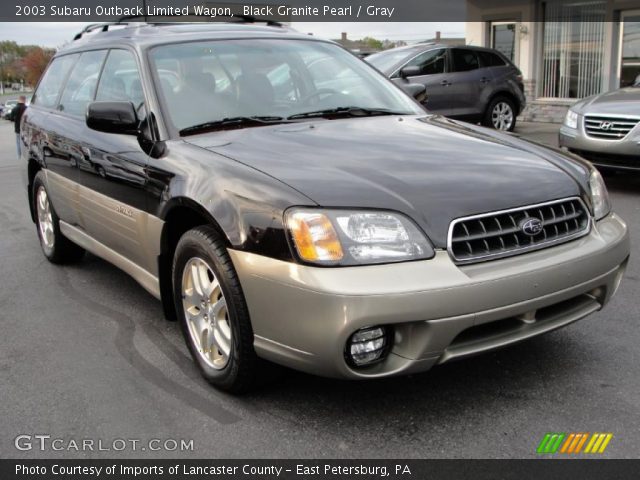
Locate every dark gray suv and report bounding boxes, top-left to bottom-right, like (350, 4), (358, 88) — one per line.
(367, 44), (526, 131)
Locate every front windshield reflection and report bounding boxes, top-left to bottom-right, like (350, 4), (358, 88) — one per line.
(150, 39), (423, 133)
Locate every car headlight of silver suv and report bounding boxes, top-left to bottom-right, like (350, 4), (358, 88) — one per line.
(589, 169), (611, 220)
(563, 109), (579, 129)
(285, 208), (434, 266)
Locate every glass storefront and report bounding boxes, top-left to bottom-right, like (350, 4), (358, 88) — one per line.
(492, 23), (516, 63)
(620, 12), (640, 87)
(540, 0), (606, 98)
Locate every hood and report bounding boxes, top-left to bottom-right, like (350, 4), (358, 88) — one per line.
(573, 87), (640, 115)
(186, 115), (590, 248)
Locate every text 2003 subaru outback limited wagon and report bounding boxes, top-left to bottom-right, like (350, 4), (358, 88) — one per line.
(21, 22), (629, 392)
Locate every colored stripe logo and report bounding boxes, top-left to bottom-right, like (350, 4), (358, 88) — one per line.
(537, 433), (613, 454)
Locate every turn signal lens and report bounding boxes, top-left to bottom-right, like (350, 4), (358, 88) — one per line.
(287, 211), (344, 263)
(589, 169), (611, 220)
(286, 208), (434, 266)
(564, 109), (578, 129)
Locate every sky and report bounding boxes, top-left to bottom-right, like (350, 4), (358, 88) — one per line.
(0, 22), (465, 48)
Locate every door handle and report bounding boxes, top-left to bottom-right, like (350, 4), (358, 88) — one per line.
(480, 77), (491, 84)
(441, 80), (452, 86)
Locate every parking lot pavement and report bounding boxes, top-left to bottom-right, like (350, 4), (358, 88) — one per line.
(515, 121), (561, 147)
(0, 119), (639, 459)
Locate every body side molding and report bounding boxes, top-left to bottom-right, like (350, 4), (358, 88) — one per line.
(59, 221), (161, 299)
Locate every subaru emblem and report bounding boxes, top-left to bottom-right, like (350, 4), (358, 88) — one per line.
(521, 217), (543, 236)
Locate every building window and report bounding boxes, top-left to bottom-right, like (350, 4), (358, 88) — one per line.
(540, 0), (606, 99)
(620, 12), (640, 87)
(492, 23), (517, 63)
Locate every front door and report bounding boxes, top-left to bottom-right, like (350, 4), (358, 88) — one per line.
(74, 49), (153, 272)
(391, 48), (451, 114)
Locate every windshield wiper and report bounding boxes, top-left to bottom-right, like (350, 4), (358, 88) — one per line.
(179, 116), (287, 135)
(287, 106), (408, 120)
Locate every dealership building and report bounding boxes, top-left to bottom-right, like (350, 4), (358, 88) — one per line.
(465, 0), (640, 122)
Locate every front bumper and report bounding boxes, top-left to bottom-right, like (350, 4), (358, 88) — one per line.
(230, 214), (629, 379)
(559, 124), (640, 170)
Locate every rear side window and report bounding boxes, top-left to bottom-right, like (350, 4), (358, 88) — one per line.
(58, 50), (107, 117)
(96, 50), (145, 109)
(405, 49), (447, 75)
(478, 51), (507, 67)
(452, 49), (480, 72)
(32, 54), (79, 109)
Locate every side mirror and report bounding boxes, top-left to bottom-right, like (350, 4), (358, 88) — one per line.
(399, 65), (421, 80)
(86, 101), (139, 135)
(400, 83), (427, 102)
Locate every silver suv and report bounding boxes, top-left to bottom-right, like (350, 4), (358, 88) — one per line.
(367, 44), (526, 131)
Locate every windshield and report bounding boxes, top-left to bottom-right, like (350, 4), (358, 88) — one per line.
(366, 48), (417, 73)
(149, 39), (422, 133)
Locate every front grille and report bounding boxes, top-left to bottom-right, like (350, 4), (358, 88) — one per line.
(448, 198), (590, 264)
(584, 115), (639, 140)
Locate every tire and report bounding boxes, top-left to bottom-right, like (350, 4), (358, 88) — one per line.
(483, 96), (517, 132)
(172, 225), (259, 393)
(32, 172), (85, 264)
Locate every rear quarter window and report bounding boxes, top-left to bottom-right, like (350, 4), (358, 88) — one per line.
(32, 54), (79, 109)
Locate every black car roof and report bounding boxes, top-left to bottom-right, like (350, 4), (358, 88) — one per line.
(58, 22), (323, 54)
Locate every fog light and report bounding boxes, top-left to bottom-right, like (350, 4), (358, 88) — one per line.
(346, 327), (389, 367)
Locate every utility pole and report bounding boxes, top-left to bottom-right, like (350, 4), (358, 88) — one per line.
(0, 48), (5, 95)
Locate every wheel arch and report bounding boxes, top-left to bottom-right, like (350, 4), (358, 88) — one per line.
(486, 90), (521, 115)
(157, 197), (231, 322)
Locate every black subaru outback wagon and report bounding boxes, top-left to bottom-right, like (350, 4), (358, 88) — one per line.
(21, 21), (629, 392)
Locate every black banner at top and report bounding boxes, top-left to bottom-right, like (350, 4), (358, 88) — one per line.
(4, 0), (640, 22)
(7, 0), (465, 22)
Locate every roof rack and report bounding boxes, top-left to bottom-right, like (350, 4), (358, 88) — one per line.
(73, 23), (128, 41)
(72, 13), (284, 41)
(118, 13), (283, 27)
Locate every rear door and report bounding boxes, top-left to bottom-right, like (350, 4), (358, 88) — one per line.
(30, 52), (86, 226)
(391, 48), (451, 114)
(447, 48), (486, 117)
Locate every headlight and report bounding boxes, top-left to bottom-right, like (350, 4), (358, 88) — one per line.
(285, 208), (434, 266)
(564, 109), (578, 129)
(589, 169), (611, 220)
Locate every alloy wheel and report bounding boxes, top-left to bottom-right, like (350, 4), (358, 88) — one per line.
(36, 186), (54, 249)
(491, 101), (514, 131)
(181, 257), (232, 369)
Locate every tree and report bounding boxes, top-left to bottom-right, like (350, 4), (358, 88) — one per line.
(361, 37), (384, 51)
(22, 47), (54, 86)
